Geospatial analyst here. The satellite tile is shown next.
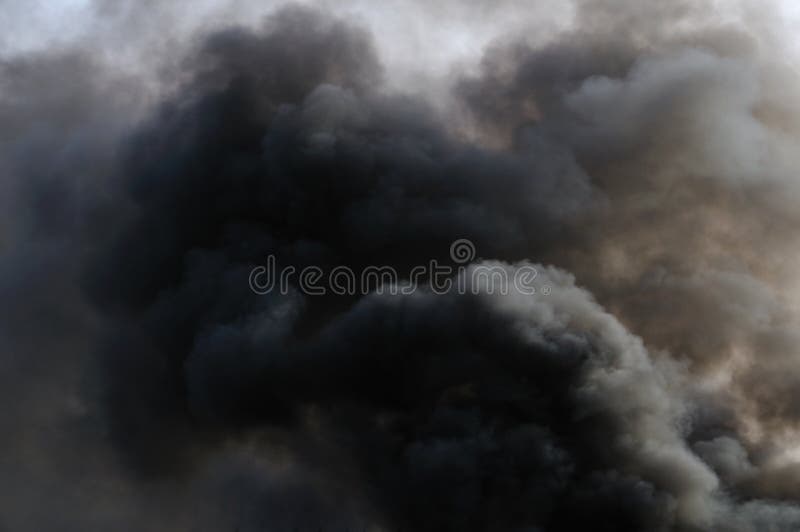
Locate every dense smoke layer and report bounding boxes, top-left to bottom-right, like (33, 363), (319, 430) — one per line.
(6, 1), (800, 531)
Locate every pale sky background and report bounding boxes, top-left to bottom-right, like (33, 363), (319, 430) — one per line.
(1, 0), (799, 92)
(0, 0), (570, 86)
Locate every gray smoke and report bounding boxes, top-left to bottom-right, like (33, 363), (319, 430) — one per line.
(5, 1), (800, 531)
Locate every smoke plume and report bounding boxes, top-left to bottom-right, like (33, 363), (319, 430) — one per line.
(5, 1), (800, 530)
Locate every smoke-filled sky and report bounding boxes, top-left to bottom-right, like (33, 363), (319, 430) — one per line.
(8, 1), (800, 531)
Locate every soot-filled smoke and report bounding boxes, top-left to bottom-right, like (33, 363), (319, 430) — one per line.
(6, 1), (800, 531)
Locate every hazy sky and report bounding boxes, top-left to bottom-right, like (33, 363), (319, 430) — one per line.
(4, 0), (800, 93)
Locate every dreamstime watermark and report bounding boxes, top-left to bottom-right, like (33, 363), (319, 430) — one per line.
(249, 239), (551, 297)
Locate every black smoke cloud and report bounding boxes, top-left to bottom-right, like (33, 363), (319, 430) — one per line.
(6, 1), (800, 531)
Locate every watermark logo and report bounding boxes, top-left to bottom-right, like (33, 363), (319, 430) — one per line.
(450, 238), (476, 264)
(249, 239), (550, 297)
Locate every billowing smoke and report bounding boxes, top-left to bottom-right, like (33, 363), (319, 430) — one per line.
(6, 0), (800, 530)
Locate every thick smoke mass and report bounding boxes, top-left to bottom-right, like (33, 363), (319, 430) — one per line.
(6, 0), (800, 530)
